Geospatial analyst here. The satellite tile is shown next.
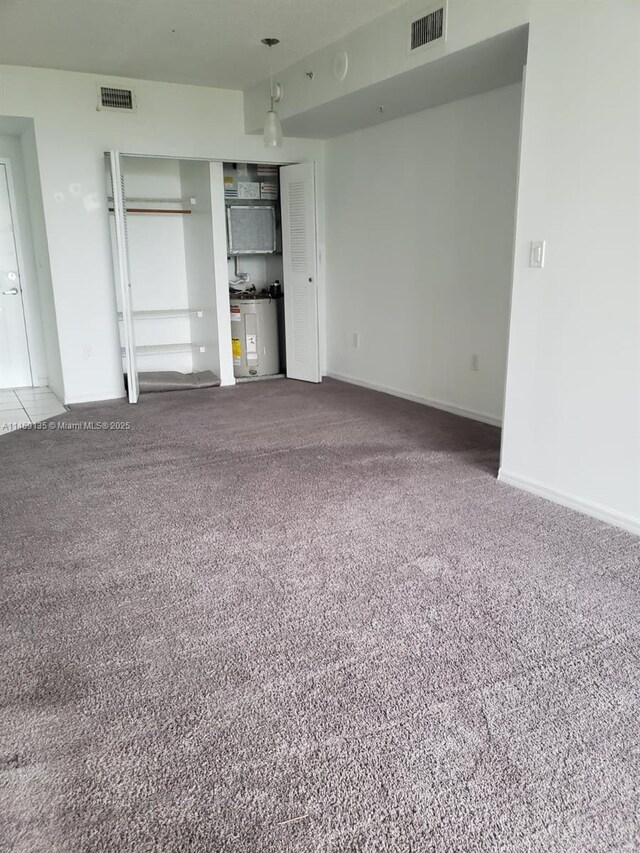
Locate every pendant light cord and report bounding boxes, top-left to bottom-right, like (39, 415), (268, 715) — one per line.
(269, 48), (274, 110)
(262, 37), (280, 111)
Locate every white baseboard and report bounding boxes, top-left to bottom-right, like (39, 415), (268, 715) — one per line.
(498, 469), (640, 536)
(325, 371), (502, 427)
(65, 389), (126, 405)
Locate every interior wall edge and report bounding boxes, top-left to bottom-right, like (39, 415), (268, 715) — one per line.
(19, 121), (65, 398)
(498, 469), (640, 538)
(48, 377), (65, 402)
(325, 372), (502, 428)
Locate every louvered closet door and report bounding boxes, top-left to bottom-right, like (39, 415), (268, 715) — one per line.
(108, 151), (139, 403)
(281, 162), (320, 383)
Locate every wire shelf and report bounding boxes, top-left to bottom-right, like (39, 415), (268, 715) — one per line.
(120, 343), (206, 357)
(117, 309), (204, 320)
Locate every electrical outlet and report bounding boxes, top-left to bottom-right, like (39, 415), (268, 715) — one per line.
(352, 333), (360, 349)
(83, 345), (94, 361)
(471, 353), (479, 371)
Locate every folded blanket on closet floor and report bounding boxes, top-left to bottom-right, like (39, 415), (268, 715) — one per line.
(136, 370), (220, 393)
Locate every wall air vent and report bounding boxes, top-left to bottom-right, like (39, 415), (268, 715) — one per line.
(409, 5), (446, 52)
(97, 86), (137, 112)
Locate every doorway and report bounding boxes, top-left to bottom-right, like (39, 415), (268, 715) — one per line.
(0, 159), (33, 388)
(0, 117), (64, 409)
(222, 159), (320, 386)
(0, 149), (66, 434)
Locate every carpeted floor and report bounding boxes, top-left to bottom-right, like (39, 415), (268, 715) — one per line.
(1, 378), (638, 852)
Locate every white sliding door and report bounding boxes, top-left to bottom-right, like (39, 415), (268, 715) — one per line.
(108, 151), (138, 403)
(281, 162), (320, 383)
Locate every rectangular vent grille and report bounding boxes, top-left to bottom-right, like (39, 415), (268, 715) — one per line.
(99, 86), (134, 110)
(410, 7), (445, 50)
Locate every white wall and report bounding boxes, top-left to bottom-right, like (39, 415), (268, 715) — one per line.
(0, 65), (325, 404)
(500, 1), (640, 532)
(326, 82), (522, 425)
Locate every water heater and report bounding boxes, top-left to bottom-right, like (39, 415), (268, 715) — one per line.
(229, 296), (279, 378)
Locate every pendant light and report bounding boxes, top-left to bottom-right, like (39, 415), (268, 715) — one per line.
(261, 37), (283, 148)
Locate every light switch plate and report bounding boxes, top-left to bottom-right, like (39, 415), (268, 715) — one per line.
(530, 240), (546, 268)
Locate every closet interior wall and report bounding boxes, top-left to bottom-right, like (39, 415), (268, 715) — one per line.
(179, 159), (219, 376)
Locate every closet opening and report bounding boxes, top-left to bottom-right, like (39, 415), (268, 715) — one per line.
(106, 154), (222, 401)
(224, 161), (285, 383)
(107, 152), (320, 403)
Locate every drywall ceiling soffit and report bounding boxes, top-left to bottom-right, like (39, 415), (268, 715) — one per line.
(281, 26), (529, 139)
(0, 0), (407, 89)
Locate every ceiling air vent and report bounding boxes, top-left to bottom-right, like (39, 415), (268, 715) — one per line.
(97, 85), (137, 112)
(409, 5), (446, 52)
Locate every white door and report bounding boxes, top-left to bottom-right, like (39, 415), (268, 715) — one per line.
(0, 162), (32, 389)
(107, 151), (139, 403)
(281, 162), (320, 383)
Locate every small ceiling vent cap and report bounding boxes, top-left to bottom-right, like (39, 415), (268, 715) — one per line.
(97, 85), (137, 112)
(409, 4), (447, 53)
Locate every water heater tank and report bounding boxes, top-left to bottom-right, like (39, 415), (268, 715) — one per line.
(229, 296), (279, 378)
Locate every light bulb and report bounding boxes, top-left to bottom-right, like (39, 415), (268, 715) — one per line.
(263, 109), (283, 148)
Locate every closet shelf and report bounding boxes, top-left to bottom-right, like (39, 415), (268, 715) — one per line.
(118, 309), (204, 320)
(121, 343), (206, 357)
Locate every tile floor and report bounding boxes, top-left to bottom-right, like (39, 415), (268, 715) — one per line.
(0, 386), (66, 435)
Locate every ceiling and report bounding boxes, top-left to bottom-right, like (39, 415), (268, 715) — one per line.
(282, 26), (528, 139)
(0, 0), (408, 90)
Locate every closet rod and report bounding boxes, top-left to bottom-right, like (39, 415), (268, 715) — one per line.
(107, 196), (185, 204)
(108, 208), (192, 215)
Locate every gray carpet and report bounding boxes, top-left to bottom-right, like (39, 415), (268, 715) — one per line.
(1, 378), (638, 852)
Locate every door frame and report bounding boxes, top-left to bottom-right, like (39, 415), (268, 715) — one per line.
(107, 151), (139, 403)
(0, 156), (34, 387)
